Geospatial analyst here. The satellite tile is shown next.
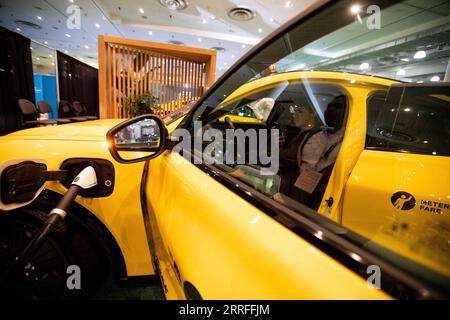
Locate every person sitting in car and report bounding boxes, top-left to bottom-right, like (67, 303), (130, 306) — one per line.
(279, 95), (347, 208)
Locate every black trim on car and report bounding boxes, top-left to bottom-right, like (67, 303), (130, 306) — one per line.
(140, 160), (167, 299)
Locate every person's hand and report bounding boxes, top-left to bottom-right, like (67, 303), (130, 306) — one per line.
(273, 130), (285, 146)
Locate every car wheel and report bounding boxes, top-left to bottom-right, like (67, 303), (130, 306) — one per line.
(0, 208), (109, 299)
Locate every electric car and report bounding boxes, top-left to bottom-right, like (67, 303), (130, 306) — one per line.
(1, 0), (449, 299)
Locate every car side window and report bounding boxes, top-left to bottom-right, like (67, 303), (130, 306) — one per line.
(193, 79), (348, 211)
(366, 85), (450, 156)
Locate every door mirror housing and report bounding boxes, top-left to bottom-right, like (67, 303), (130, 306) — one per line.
(106, 115), (168, 164)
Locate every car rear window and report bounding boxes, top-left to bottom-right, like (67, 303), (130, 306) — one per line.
(366, 84), (450, 157)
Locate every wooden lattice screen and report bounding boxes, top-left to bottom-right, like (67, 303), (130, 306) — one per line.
(98, 36), (216, 118)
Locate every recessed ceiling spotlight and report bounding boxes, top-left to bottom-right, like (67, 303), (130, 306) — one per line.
(30, 46), (33, 50)
(69, 0), (74, 3)
(95, 23), (100, 28)
(414, 50), (426, 59)
(241, 44), (246, 49)
(49, 54), (53, 58)
(36, 57), (40, 60)
(350, 4), (361, 14)
(285, 1), (292, 8)
(211, 15), (216, 20)
(44, 41), (48, 45)
(65, 33), (71, 37)
(270, 17), (275, 22)
(64, 50), (69, 54)
(159, 0), (189, 11)
(359, 62), (370, 70)
(401, 58), (409, 62)
(227, 6), (256, 21)
(84, 45), (89, 49)
(231, 55), (235, 58)
(37, 16), (42, 20)
(79, 57), (84, 61)
(16, 27), (21, 31)
(258, 28), (262, 33)
(148, 31), (153, 35)
(396, 69), (406, 76)
(202, 18), (207, 24)
(430, 75), (440, 82)
(51, 62), (55, 66)
(139, 8), (144, 14)
(197, 37), (202, 42)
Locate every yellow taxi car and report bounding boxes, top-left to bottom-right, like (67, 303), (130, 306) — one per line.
(0, 0), (449, 299)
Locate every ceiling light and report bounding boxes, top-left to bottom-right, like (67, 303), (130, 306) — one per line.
(430, 76), (440, 82)
(350, 5), (361, 14)
(148, 31), (153, 35)
(202, 18), (207, 24)
(285, 1), (292, 8)
(37, 16), (42, 20)
(258, 28), (262, 33)
(396, 69), (406, 76)
(69, 0), (74, 3)
(401, 58), (409, 62)
(84, 45), (89, 49)
(350, 79), (356, 84)
(49, 54), (53, 58)
(65, 33), (71, 37)
(95, 23), (100, 28)
(30, 46), (33, 50)
(241, 44), (246, 49)
(359, 62), (370, 70)
(51, 62), (55, 66)
(44, 41), (48, 45)
(16, 27), (21, 32)
(197, 37), (202, 42)
(270, 17), (275, 23)
(139, 8), (144, 14)
(79, 57), (84, 61)
(64, 50), (69, 54)
(211, 15), (216, 20)
(417, 80), (424, 83)
(36, 57), (40, 60)
(231, 55), (235, 59)
(414, 50), (426, 59)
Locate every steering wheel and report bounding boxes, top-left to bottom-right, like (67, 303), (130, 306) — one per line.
(224, 116), (235, 130)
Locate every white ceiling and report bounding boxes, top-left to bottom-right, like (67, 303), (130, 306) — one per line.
(0, 0), (318, 78)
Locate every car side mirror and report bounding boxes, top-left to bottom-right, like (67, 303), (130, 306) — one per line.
(106, 115), (168, 164)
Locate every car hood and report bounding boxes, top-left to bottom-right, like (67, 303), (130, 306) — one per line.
(2, 119), (125, 142)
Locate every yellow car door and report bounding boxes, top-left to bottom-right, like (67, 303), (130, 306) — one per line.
(146, 149), (390, 299)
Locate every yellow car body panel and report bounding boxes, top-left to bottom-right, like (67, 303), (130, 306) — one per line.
(342, 150), (450, 277)
(0, 120), (155, 276)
